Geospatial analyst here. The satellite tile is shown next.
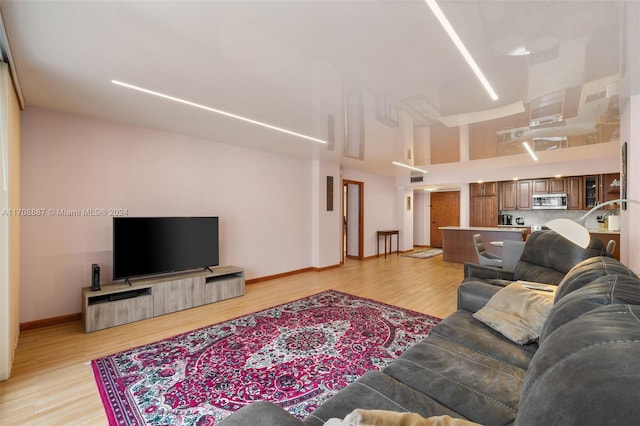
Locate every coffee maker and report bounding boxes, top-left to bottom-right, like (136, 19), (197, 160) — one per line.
(498, 214), (513, 225)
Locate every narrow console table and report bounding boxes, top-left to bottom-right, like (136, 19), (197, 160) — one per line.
(377, 230), (399, 258)
(82, 266), (244, 332)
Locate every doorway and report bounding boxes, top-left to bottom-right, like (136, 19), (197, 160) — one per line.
(430, 191), (460, 247)
(343, 180), (364, 260)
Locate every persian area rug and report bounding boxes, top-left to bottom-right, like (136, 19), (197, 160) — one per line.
(402, 248), (443, 259)
(92, 290), (440, 425)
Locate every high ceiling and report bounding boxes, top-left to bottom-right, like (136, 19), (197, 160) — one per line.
(0, 0), (623, 176)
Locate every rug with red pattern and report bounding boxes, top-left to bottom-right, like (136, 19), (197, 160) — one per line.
(91, 290), (440, 425)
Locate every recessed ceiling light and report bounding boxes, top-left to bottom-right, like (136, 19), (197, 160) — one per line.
(111, 80), (327, 144)
(392, 161), (428, 173)
(512, 177), (519, 181)
(555, 174), (562, 178)
(425, 0), (499, 101)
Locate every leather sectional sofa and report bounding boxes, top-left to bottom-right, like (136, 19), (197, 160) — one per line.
(220, 232), (640, 425)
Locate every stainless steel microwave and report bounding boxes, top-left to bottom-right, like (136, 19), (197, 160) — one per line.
(532, 193), (567, 209)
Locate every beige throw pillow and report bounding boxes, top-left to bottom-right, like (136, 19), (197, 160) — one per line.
(323, 410), (480, 426)
(472, 282), (555, 344)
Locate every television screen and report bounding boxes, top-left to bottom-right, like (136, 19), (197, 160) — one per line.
(113, 217), (219, 280)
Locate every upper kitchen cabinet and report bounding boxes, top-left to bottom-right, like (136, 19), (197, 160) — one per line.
(567, 176), (583, 210)
(584, 173), (620, 209)
(470, 182), (497, 197)
(532, 178), (567, 194)
(500, 180), (531, 210)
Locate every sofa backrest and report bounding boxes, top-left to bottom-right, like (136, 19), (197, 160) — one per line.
(512, 231), (608, 284)
(515, 304), (640, 426)
(539, 256), (640, 342)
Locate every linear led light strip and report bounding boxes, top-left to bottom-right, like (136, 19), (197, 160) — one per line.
(111, 80), (327, 144)
(392, 161), (428, 173)
(522, 141), (539, 161)
(425, 0), (498, 101)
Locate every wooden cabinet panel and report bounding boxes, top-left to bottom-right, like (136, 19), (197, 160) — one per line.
(500, 181), (517, 210)
(549, 178), (567, 193)
(567, 176), (583, 210)
(532, 179), (548, 194)
(204, 276), (245, 304)
(516, 180), (532, 210)
(153, 277), (204, 316)
(470, 195), (498, 227)
(84, 289), (153, 333)
(483, 182), (497, 196)
(499, 180), (531, 210)
(471, 182), (497, 197)
(470, 183), (482, 197)
(532, 178), (566, 194)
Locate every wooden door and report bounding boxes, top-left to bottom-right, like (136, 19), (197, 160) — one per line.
(430, 191), (460, 248)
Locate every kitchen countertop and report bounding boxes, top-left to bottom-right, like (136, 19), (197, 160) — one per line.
(439, 226), (527, 232)
(587, 229), (620, 235)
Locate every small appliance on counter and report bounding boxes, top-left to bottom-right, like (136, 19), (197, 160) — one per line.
(498, 214), (513, 225)
(515, 217), (525, 225)
(608, 215), (620, 231)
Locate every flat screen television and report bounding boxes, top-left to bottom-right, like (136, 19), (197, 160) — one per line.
(113, 217), (219, 281)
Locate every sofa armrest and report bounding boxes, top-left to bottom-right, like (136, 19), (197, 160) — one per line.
(217, 401), (305, 426)
(457, 280), (504, 312)
(463, 262), (515, 281)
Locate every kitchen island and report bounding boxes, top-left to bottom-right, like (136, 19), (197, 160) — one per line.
(439, 226), (527, 264)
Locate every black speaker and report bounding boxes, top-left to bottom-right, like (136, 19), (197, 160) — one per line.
(91, 263), (101, 291)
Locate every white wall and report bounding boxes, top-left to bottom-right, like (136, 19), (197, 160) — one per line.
(20, 107), (324, 322)
(397, 187), (414, 251)
(311, 160), (342, 268)
(341, 168), (396, 257)
(413, 190), (431, 246)
(619, 1), (640, 270)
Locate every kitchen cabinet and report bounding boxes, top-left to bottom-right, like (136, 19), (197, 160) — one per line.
(532, 178), (567, 194)
(470, 194), (498, 227)
(470, 182), (497, 197)
(567, 176), (583, 210)
(500, 181), (517, 210)
(517, 180), (532, 209)
(584, 173), (620, 209)
(500, 180), (532, 210)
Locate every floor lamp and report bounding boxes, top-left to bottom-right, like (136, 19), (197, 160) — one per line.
(546, 199), (640, 248)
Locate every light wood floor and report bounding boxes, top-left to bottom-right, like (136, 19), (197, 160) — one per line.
(0, 252), (463, 425)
